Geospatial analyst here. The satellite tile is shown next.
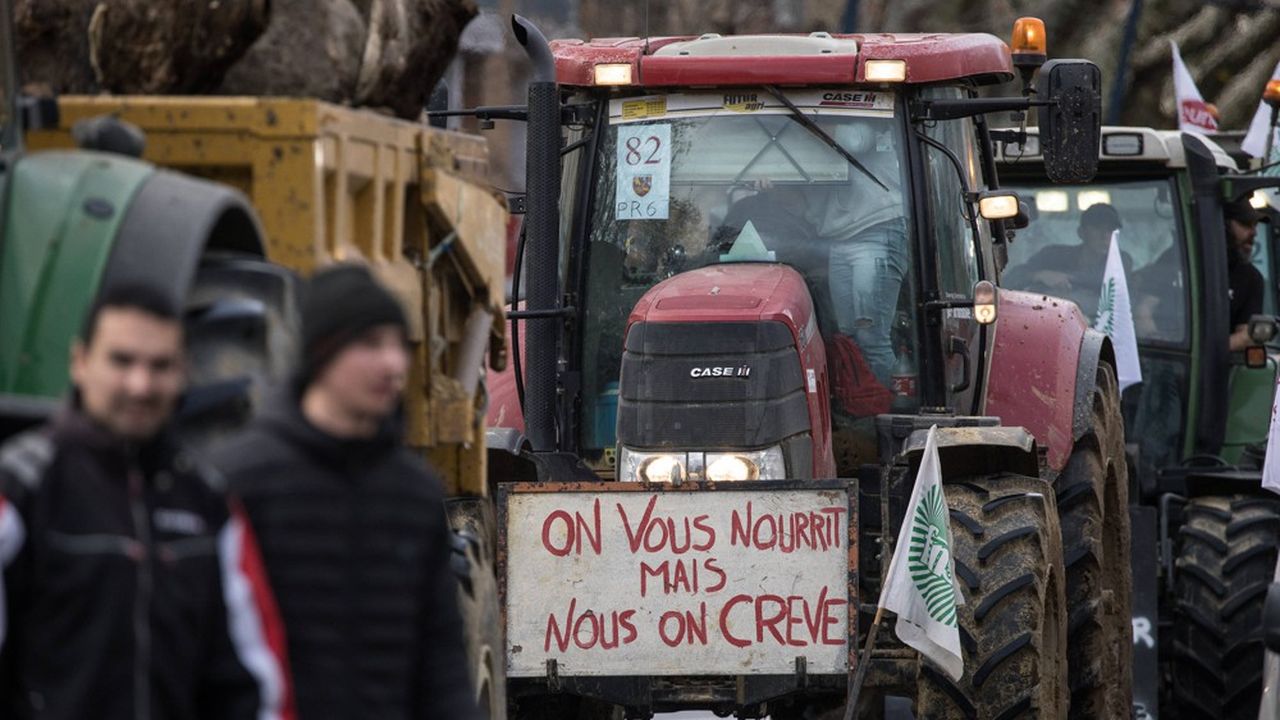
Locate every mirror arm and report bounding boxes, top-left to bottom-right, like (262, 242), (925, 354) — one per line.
(911, 97), (1052, 122)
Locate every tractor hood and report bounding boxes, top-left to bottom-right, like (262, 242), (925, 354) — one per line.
(626, 263), (818, 350)
(618, 262), (834, 478)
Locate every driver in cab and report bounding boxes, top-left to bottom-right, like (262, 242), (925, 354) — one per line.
(1003, 202), (1133, 318)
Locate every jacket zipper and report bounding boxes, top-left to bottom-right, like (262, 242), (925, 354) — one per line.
(128, 464), (153, 720)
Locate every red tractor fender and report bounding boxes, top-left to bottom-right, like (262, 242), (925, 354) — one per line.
(984, 290), (1115, 473)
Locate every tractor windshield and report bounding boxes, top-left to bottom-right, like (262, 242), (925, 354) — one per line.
(1002, 178), (1187, 346)
(576, 89), (914, 454)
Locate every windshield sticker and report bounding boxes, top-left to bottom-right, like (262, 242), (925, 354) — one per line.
(610, 90), (894, 123)
(621, 96), (667, 120)
(615, 123), (672, 220)
(723, 92), (766, 113)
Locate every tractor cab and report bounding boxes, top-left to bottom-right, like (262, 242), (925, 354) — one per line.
(997, 127), (1280, 486)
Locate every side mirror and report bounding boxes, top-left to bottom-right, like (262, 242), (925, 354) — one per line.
(1037, 59), (1102, 183)
(1266, 581), (1280, 653)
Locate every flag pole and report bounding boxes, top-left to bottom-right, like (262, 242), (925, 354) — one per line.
(842, 604), (885, 720)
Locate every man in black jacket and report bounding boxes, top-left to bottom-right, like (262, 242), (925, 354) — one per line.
(0, 282), (293, 720)
(213, 264), (481, 720)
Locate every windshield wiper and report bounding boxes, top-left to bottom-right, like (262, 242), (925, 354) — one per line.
(762, 85), (888, 192)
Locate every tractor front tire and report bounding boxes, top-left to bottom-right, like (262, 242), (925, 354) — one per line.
(914, 474), (1068, 719)
(1054, 359), (1133, 718)
(1170, 495), (1280, 719)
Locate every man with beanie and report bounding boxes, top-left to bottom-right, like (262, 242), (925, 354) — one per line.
(213, 264), (481, 720)
(1224, 197), (1266, 351)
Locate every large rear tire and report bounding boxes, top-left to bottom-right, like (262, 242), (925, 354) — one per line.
(915, 474), (1068, 719)
(1170, 495), (1280, 718)
(178, 252), (301, 450)
(1055, 359), (1133, 718)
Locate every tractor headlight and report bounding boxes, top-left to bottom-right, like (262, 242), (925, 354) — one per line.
(618, 446), (785, 483)
(705, 447), (786, 482)
(619, 449), (687, 483)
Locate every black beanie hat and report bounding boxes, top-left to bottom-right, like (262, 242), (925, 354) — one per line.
(297, 264), (408, 389)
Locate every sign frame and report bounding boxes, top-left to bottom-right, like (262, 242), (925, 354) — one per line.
(496, 479), (860, 692)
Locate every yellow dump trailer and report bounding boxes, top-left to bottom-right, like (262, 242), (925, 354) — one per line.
(29, 96), (510, 717)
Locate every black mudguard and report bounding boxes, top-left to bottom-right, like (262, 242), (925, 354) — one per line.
(101, 169), (265, 305)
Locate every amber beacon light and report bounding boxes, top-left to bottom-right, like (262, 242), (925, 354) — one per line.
(1010, 17), (1047, 69)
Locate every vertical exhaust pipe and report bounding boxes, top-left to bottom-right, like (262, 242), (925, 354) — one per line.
(512, 15), (560, 452)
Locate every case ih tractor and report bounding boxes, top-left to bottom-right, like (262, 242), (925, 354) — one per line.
(479, 16), (1129, 719)
(998, 125), (1280, 719)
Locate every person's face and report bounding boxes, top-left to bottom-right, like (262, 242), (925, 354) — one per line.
(1227, 218), (1257, 261)
(312, 325), (409, 421)
(70, 308), (185, 441)
(1078, 222), (1114, 250)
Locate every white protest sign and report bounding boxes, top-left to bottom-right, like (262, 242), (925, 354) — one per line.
(1094, 231), (1143, 391)
(615, 123), (671, 220)
(504, 487), (850, 677)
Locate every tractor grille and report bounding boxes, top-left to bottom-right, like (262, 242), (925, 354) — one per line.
(617, 321), (810, 448)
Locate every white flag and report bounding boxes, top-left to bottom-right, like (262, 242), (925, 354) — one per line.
(1171, 41), (1218, 133)
(882, 425), (964, 681)
(1094, 231), (1143, 391)
(1241, 59), (1280, 164)
(1263, 373), (1280, 495)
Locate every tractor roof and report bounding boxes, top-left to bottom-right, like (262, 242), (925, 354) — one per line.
(997, 126), (1239, 173)
(551, 32), (1014, 88)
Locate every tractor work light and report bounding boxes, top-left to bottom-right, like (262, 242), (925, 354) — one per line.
(1102, 133), (1144, 156)
(593, 63), (634, 86)
(1077, 190), (1112, 211)
(1264, 79), (1280, 107)
(1249, 314), (1278, 345)
(864, 60), (907, 83)
(973, 280), (998, 325)
(978, 191), (1020, 220)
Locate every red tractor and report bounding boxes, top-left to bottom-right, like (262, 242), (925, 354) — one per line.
(475, 17), (1129, 719)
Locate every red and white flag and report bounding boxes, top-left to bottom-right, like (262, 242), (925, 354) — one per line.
(1171, 41), (1218, 133)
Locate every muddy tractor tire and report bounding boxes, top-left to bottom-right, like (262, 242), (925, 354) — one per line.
(448, 496), (508, 720)
(914, 474), (1069, 719)
(179, 252), (301, 450)
(1054, 360), (1133, 718)
(1170, 495), (1280, 719)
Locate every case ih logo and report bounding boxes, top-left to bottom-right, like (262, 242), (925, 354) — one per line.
(690, 366), (752, 378)
(819, 91), (877, 108)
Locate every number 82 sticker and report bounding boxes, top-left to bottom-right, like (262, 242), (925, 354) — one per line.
(615, 124), (671, 220)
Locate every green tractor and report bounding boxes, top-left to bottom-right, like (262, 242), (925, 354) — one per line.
(0, 1), (292, 444)
(997, 125), (1280, 719)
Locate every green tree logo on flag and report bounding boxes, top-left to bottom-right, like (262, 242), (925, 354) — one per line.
(907, 484), (958, 627)
(1096, 277), (1117, 335)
